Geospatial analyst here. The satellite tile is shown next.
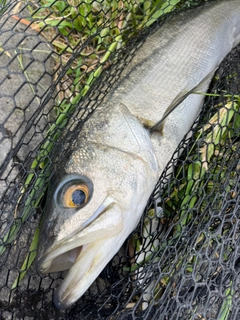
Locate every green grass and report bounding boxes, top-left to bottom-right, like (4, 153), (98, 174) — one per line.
(28, 0), (184, 99)
(0, 0), (7, 14)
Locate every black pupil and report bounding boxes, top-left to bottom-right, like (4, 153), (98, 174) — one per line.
(72, 189), (86, 205)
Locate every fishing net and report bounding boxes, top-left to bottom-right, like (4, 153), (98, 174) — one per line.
(0, 0), (239, 319)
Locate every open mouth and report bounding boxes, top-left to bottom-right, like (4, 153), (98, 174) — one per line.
(36, 197), (125, 309)
(37, 196), (121, 273)
(53, 239), (111, 310)
(38, 245), (86, 274)
(37, 234), (123, 310)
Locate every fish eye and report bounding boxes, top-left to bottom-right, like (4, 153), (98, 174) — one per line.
(55, 175), (93, 209)
(63, 184), (89, 208)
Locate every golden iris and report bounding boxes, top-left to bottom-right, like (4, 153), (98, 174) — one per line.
(63, 184), (89, 207)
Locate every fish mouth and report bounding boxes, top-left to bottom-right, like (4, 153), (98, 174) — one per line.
(37, 244), (86, 274)
(38, 233), (122, 310)
(36, 197), (124, 309)
(37, 240), (104, 310)
(53, 239), (109, 310)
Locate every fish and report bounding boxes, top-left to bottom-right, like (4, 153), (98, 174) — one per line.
(36, 0), (240, 310)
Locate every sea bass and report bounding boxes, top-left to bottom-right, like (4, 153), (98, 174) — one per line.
(36, 0), (240, 310)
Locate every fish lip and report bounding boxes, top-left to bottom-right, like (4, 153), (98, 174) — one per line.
(36, 196), (117, 274)
(54, 290), (69, 310)
(79, 195), (114, 231)
(52, 237), (119, 310)
(36, 197), (124, 309)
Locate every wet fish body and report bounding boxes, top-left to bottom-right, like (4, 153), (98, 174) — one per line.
(36, 0), (240, 309)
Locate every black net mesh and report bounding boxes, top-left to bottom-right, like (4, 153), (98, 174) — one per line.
(0, 0), (240, 319)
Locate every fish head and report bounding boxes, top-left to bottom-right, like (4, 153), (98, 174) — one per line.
(36, 104), (159, 309)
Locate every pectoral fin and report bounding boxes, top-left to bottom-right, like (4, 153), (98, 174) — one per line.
(149, 68), (218, 134)
(136, 116), (155, 129)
